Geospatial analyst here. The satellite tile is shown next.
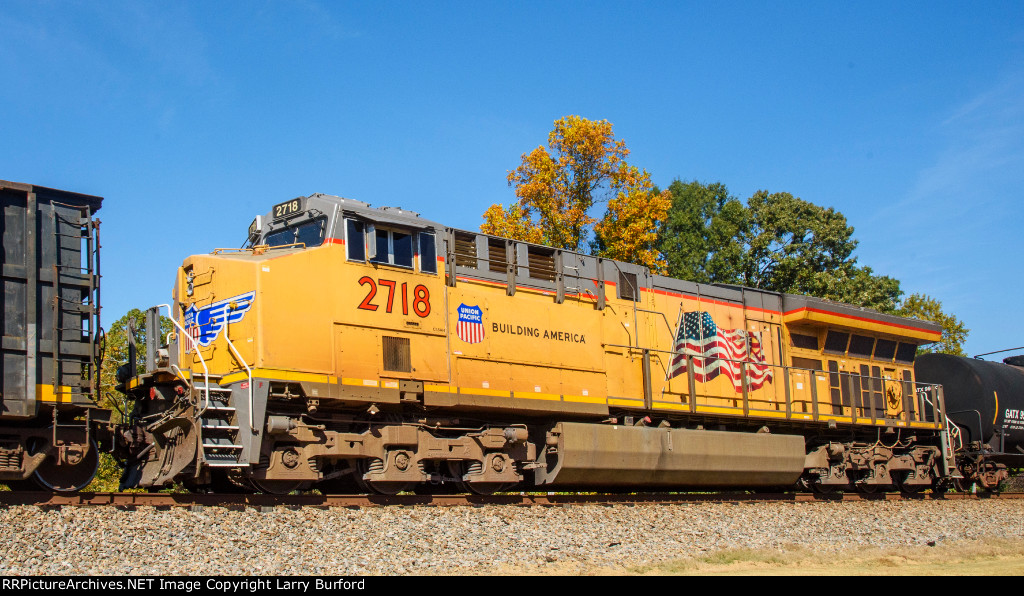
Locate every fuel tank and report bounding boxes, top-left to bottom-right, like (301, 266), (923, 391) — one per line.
(915, 353), (1024, 453)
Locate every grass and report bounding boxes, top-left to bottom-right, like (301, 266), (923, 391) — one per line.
(628, 539), (1024, 576)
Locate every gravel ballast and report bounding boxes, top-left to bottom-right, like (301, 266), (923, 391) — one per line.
(1, 500), (1022, 575)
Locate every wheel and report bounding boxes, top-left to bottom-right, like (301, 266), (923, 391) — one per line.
(250, 479), (310, 495)
(893, 472), (925, 495)
(32, 429), (99, 493)
(448, 460), (514, 495)
(854, 481), (884, 494)
(316, 461), (362, 494)
(354, 459), (414, 495)
(952, 477), (974, 493)
(810, 482), (840, 495)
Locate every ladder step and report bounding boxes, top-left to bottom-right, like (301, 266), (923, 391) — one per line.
(203, 441), (243, 449)
(202, 419), (238, 427)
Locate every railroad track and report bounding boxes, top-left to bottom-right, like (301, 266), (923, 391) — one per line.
(1, 491), (1020, 508)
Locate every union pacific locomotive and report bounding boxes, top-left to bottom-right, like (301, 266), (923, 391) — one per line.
(0, 180), (1018, 494)
(112, 191), (961, 495)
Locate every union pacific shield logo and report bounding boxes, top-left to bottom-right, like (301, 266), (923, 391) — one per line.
(182, 291), (256, 348)
(456, 304), (484, 344)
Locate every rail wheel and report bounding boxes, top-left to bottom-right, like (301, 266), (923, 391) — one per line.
(893, 472), (925, 495)
(32, 429), (99, 493)
(354, 458), (414, 495)
(854, 481), (885, 495)
(810, 482), (840, 495)
(449, 461), (514, 495)
(250, 479), (310, 495)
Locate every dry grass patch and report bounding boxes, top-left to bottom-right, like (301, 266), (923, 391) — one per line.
(633, 538), (1024, 576)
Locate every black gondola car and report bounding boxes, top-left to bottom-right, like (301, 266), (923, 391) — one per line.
(0, 180), (111, 491)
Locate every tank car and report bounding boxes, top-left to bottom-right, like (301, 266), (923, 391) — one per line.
(115, 191), (959, 494)
(915, 353), (1024, 490)
(0, 180), (112, 491)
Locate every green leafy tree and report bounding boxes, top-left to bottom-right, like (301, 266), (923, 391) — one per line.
(86, 309), (174, 492)
(657, 181), (964, 352)
(658, 180), (748, 284)
(99, 309), (173, 422)
(897, 293), (969, 356)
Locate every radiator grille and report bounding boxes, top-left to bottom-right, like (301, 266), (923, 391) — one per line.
(383, 336), (411, 372)
(527, 247), (556, 281)
(453, 232), (477, 268)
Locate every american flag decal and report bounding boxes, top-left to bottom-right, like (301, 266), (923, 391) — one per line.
(667, 311), (773, 392)
(456, 304), (485, 344)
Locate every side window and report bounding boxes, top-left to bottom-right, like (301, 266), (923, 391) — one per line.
(790, 332), (819, 350)
(874, 339), (897, 362)
(823, 331), (849, 355)
(369, 228), (415, 269)
(895, 342), (917, 363)
(346, 219), (365, 261)
(419, 232), (437, 274)
(848, 334), (875, 358)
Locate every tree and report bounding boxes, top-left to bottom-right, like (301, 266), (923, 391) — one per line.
(591, 185), (671, 273)
(99, 309), (173, 422)
(741, 190), (861, 295)
(657, 180), (748, 284)
(897, 293), (970, 356)
(482, 115), (669, 271)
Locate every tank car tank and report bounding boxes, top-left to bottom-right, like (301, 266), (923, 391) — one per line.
(915, 353), (1024, 489)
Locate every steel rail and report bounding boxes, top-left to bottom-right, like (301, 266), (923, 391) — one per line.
(1, 491), (1021, 509)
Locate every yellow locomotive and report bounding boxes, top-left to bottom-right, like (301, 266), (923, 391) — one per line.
(118, 192), (955, 494)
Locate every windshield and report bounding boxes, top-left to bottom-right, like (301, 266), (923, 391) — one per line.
(264, 218), (325, 248)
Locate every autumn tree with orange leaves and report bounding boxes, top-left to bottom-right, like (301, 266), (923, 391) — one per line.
(482, 116), (670, 273)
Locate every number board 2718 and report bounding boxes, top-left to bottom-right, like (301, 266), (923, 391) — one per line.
(273, 198), (303, 219)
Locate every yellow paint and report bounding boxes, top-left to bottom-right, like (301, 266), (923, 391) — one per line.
(994, 391), (999, 424)
(564, 394), (607, 404)
(608, 398), (644, 407)
(169, 222), (944, 432)
(36, 384), (74, 403)
(511, 391), (562, 401)
(221, 368), (330, 385)
(782, 308), (941, 342)
(462, 387), (510, 398)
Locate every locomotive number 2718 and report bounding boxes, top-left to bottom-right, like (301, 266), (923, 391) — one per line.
(357, 276), (431, 317)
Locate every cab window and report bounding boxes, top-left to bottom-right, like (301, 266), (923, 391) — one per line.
(265, 218), (325, 248)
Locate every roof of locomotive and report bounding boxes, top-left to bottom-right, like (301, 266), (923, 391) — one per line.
(264, 192), (941, 342)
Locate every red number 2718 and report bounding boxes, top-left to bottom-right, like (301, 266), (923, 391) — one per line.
(357, 277), (430, 317)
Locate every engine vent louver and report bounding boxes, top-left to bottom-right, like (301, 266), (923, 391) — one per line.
(383, 336), (412, 373)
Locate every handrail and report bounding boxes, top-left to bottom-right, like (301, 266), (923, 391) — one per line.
(221, 323), (255, 432)
(919, 385), (963, 450)
(212, 242), (306, 255)
(606, 341), (943, 427)
(155, 303), (211, 418)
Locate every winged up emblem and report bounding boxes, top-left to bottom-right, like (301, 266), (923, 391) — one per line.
(182, 291), (256, 348)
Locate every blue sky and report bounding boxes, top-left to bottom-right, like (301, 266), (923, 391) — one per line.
(2, 1), (1022, 357)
